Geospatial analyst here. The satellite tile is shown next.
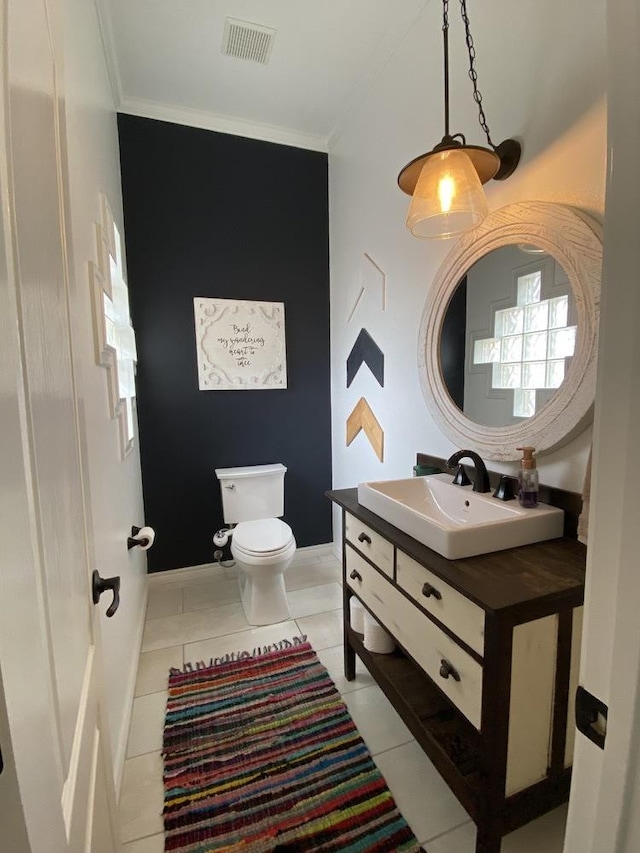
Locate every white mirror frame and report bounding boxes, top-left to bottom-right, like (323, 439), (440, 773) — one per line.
(418, 202), (602, 461)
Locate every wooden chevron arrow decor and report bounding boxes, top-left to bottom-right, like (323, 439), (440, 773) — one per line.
(346, 328), (384, 388)
(346, 397), (384, 462)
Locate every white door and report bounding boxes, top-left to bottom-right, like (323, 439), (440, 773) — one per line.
(0, 0), (120, 850)
(563, 1), (640, 850)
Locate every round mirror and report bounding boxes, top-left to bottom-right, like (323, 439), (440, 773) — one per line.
(440, 244), (576, 427)
(418, 202), (602, 461)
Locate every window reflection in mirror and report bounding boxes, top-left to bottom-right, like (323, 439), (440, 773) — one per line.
(439, 244), (576, 428)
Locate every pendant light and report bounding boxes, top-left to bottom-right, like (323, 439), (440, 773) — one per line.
(398, 0), (521, 240)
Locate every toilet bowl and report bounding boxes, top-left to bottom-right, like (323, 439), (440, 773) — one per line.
(231, 518), (296, 625)
(215, 464), (296, 626)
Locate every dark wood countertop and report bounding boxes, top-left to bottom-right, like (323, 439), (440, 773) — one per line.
(327, 487), (586, 618)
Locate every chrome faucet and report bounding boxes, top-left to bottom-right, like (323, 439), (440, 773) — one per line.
(445, 449), (491, 494)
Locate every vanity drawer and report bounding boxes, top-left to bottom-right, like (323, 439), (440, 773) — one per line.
(347, 547), (483, 729)
(345, 512), (393, 577)
(388, 584), (483, 729)
(397, 551), (485, 657)
(346, 547), (404, 625)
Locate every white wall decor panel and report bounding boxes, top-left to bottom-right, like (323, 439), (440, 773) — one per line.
(90, 195), (138, 459)
(194, 298), (287, 390)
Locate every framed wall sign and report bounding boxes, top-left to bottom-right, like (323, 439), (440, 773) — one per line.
(194, 298), (287, 390)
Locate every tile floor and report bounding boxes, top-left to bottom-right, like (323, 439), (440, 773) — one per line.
(119, 547), (568, 852)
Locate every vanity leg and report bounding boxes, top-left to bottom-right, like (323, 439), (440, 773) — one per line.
(344, 640), (356, 680)
(343, 597), (356, 680)
(342, 539), (356, 680)
(475, 826), (502, 853)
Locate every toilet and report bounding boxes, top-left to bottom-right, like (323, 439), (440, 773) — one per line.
(214, 463), (296, 626)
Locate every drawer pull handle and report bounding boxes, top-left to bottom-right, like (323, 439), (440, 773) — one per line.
(358, 532), (372, 546)
(422, 582), (442, 601)
(349, 569), (362, 582)
(439, 659), (461, 682)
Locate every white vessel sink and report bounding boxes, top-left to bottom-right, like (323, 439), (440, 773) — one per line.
(357, 473), (564, 560)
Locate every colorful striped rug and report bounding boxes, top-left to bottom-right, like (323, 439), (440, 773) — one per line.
(162, 637), (423, 852)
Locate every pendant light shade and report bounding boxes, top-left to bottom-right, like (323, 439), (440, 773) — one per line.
(398, 0), (521, 240)
(405, 148), (488, 239)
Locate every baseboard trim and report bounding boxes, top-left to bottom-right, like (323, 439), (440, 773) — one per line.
(293, 542), (336, 558)
(148, 562), (226, 585)
(113, 580), (148, 799)
(148, 543), (336, 586)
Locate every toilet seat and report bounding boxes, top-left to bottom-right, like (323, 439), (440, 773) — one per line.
(232, 518), (294, 557)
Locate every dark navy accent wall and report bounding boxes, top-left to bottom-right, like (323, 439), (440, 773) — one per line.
(117, 115), (332, 572)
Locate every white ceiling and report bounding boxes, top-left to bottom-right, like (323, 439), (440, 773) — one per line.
(98, 0), (429, 151)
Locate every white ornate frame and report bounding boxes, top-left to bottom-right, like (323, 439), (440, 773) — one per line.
(418, 202), (602, 461)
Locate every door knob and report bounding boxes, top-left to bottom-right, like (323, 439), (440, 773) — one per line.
(92, 569), (121, 617)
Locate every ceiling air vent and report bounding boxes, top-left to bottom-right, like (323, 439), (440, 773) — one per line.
(222, 17), (276, 65)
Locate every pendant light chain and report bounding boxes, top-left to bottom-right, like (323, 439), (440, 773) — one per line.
(398, 0), (521, 236)
(459, 0), (496, 151)
(442, 0), (450, 138)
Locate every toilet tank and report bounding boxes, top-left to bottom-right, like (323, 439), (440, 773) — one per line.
(215, 463), (287, 523)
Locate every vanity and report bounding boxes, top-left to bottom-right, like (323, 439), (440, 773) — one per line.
(327, 474), (585, 853)
(327, 200), (600, 850)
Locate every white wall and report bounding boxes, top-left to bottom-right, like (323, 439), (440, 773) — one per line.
(328, 0), (606, 527)
(63, 0), (147, 790)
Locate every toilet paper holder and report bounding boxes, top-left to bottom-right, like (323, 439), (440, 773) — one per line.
(127, 525), (152, 550)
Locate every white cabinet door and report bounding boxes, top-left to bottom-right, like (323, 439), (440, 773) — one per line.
(0, 0), (120, 849)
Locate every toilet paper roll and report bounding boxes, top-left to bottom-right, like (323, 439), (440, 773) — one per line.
(349, 598), (365, 634)
(363, 612), (395, 654)
(132, 526), (155, 551)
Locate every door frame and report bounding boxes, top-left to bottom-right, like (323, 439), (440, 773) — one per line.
(564, 0), (640, 849)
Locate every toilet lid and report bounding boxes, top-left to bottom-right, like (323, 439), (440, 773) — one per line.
(233, 518), (293, 554)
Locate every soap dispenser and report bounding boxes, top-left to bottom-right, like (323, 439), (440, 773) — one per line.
(516, 446), (539, 508)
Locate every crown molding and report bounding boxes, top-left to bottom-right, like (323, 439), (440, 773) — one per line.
(94, 0), (123, 107)
(118, 97), (329, 153)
